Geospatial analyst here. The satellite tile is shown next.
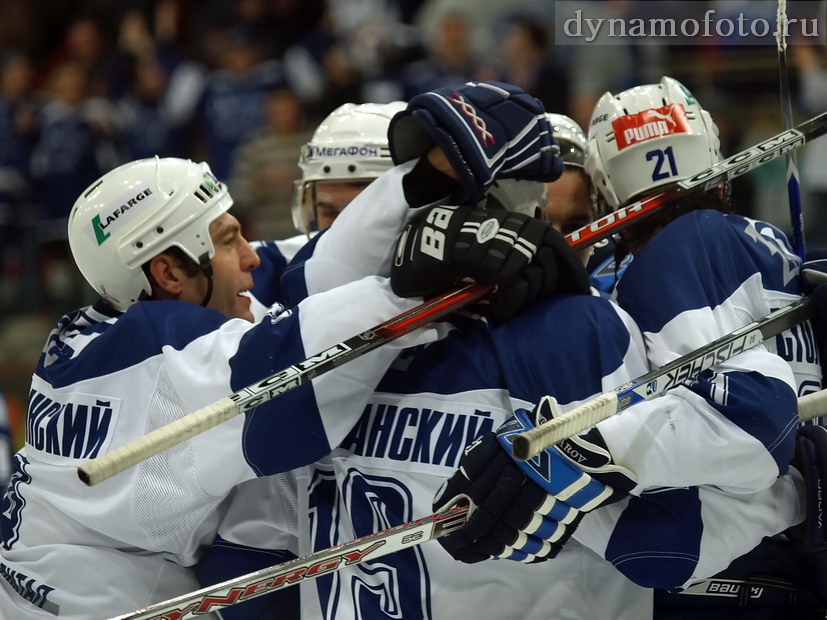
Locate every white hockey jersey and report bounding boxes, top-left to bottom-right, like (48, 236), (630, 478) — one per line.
(0, 276), (437, 619)
(576, 210), (821, 590)
(199, 293), (657, 619)
(198, 170), (818, 618)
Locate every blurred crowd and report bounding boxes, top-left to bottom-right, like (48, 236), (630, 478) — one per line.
(0, 0), (825, 319)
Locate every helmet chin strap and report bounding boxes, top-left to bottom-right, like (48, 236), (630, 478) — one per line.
(197, 255), (214, 308)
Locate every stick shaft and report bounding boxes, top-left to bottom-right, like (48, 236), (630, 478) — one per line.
(564, 111), (827, 251)
(777, 0), (806, 260)
(512, 297), (816, 461)
(80, 108), (827, 485)
(112, 375), (827, 620)
(110, 504), (470, 620)
(79, 283), (492, 486)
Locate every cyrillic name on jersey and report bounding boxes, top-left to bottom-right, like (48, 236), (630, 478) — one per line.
(0, 562), (58, 614)
(25, 389), (116, 459)
(342, 404), (495, 467)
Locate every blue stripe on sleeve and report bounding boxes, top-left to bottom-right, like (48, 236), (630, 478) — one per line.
(38, 301), (227, 388)
(491, 294), (633, 405)
(688, 370), (798, 473)
(280, 231), (324, 307)
(616, 211), (802, 335)
(249, 242), (290, 308)
(606, 487), (703, 589)
(230, 307), (331, 475)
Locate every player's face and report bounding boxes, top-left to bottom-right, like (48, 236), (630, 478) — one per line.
(181, 213), (261, 321)
(544, 169), (593, 264)
(313, 181), (369, 230)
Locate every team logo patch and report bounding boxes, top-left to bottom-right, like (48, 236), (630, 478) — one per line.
(612, 104), (690, 150)
(305, 144), (380, 160)
(476, 218), (500, 243)
(89, 186), (156, 246)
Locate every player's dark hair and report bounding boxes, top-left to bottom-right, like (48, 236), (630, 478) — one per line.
(619, 188), (733, 254)
(140, 247), (201, 301)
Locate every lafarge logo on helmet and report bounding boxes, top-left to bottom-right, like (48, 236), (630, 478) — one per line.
(90, 187), (156, 246)
(306, 144), (381, 159)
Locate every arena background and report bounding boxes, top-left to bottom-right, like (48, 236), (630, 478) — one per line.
(0, 0), (825, 450)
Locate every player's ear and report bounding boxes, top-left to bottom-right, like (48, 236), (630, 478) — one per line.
(147, 253), (186, 298)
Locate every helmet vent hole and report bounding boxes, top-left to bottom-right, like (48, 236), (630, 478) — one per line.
(156, 226), (164, 234)
(348, 164), (356, 172)
(323, 165), (331, 173)
(194, 188), (209, 204)
(83, 180), (103, 199)
(136, 241), (144, 248)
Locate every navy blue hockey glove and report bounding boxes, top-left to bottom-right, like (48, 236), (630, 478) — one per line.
(389, 81), (562, 204)
(434, 396), (636, 564)
(791, 424), (827, 553)
(801, 260), (827, 362)
(391, 204), (590, 321)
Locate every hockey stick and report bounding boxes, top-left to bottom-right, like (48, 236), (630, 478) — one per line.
(512, 296), (816, 461)
(777, 0), (806, 260)
(110, 503), (471, 620)
(78, 283), (493, 486)
(80, 109), (827, 486)
(562, 109), (827, 252)
(112, 379), (827, 620)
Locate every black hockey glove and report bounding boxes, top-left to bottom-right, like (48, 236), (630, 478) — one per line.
(390, 204), (590, 321)
(801, 260), (827, 363)
(791, 424), (827, 553)
(388, 81), (562, 204)
(433, 397), (636, 564)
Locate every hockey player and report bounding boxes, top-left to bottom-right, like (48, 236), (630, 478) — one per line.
(248, 101), (406, 316)
(0, 149), (563, 619)
(0, 79), (572, 618)
(196, 132), (658, 620)
(541, 112), (629, 293)
(431, 77), (826, 614)
(193, 85), (685, 618)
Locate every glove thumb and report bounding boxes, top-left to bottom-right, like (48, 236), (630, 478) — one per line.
(531, 395), (565, 426)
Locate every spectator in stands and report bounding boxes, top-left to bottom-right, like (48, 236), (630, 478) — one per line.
(192, 26), (283, 179)
(229, 87), (311, 240)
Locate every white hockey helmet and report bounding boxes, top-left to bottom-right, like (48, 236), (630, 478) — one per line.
(585, 76), (722, 210)
(547, 113), (587, 168)
(293, 101), (407, 233)
(68, 157), (233, 312)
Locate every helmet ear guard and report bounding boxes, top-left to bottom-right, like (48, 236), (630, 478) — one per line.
(68, 157), (232, 311)
(585, 76), (723, 211)
(292, 101), (407, 234)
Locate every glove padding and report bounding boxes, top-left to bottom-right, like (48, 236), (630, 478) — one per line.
(391, 204), (590, 320)
(791, 424), (827, 553)
(434, 396), (636, 564)
(389, 81), (562, 204)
